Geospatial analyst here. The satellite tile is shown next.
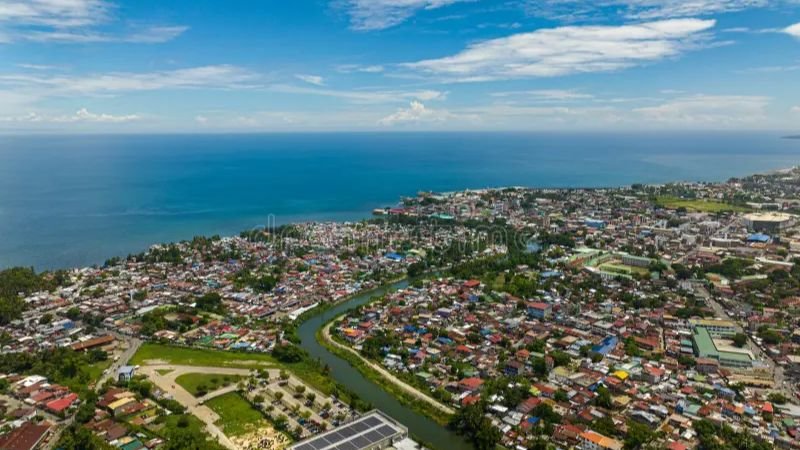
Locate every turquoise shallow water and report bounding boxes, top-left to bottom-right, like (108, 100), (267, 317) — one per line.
(1, 131), (798, 269)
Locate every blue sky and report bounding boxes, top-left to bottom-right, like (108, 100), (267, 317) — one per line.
(1, 0), (799, 132)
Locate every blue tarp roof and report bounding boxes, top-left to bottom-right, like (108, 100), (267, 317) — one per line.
(591, 336), (618, 355)
(747, 233), (770, 242)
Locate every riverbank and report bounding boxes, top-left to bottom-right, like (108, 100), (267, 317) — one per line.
(295, 278), (472, 450)
(317, 318), (455, 426)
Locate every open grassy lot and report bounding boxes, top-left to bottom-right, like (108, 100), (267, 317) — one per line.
(205, 392), (268, 437)
(175, 372), (243, 396)
(130, 343), (277, 369)
(655, 196), (750, 213)
(131, 343), (347, 405)
(599, 262), (649, 276)
(86, 359), (113, 383)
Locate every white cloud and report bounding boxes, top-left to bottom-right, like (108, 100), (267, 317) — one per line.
(0, 108), (140, 123)
(335, 64), (385, 73)
(8, 24), (189, 44)
(792, 106), (800, 113)
(404, 19), (716, 81)
(634, 94), (769, 125)
(124, 26), (189, 44)
(295, 74), (325, 86)
(16, 63), (59, 70)
(0, 65), (259, 95)
(0, 0), (110, 27)
(68, 107), (140, 122)
(528, 0), (768, 21)
(339, 0), (470, 31)
(0, 0), (186, 44)
(491, 89), (594, 101)
(378, 100), (465, 125)
(270, 84), (446, 104)
(786, 23), (800, 38)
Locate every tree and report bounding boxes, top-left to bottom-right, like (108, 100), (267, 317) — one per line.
(732, 333), (747, 348)
(768, 392), (788, 405)
(75, 401), (97, 424)
(407, 262), (426, 277)
(56, 425), (116, 450)
(450, 403), (502, 450)
(594, 386), (612, 409)
(274, 414), (288, 430)
(272, 343), (306, 363)
(195, 292), (224, 313)
(625, 421), (656, 449)
(65, 307), (81, 321)
(532, 357), (549, 378)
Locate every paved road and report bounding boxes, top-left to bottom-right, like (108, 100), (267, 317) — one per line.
(321, 321), (455, 416)
(96, 333), (142, 389)
(695, 284), (793, 397)
(138, 364), (257, 450)
(45, 333), (141, 450)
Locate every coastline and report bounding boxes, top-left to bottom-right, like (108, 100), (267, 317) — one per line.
(4, 130), (800, 271)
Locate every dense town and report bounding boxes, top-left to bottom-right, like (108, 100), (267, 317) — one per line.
(4, 168), (800, 450)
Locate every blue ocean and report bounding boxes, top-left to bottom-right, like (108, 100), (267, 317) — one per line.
(1, 132), (798, 270)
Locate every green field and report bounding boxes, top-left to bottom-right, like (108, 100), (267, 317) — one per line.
(175, 372), (243, 396)
(205, 392), (268, 437)
(130, 343), (277, 369)
(599, 262), (649, 276)
(162, 414), (206, 435)
(86, 359), (113, 383)
(131, 343), (345, 405)
(655, 196), (750, 213)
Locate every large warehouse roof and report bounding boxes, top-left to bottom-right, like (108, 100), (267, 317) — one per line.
(290, 410), (407, 450)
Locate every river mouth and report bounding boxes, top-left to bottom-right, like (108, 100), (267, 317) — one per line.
(295, 280), (472, 450)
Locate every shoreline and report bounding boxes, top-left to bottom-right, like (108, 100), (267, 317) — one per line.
(6, 163), (800, 272)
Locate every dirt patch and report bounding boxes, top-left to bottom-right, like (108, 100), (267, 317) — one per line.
(142, 359), (169, 365)
(233, 427), (291, 450)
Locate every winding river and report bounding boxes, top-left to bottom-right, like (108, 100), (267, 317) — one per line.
(296, 279), (471, 450)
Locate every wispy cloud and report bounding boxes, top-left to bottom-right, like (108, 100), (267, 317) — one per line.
(13, 25), (189, 44)
(527, 0), (769, 21)
(0, 65), (259, 95)
(335, 64), (385, 73)
(404, 19), (716, 81)
(786, 23), (800, 38)
(378, 100), (473, 126)
(16, 63), (60, 70)
(337, 0), (471, 31)
(634, 94), (770, 125)
(491, 89), (594, 101)
(0, 108), (140, 124)
(269, 84), (446, 104)
(0, 0), (186, 44)
(792, 106), (800, 113)
(295, 74), (325, 86)
(0, 0), (110, 27)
